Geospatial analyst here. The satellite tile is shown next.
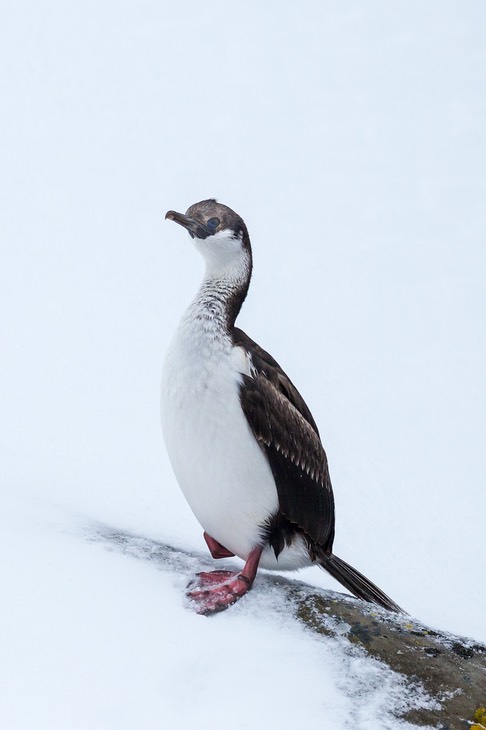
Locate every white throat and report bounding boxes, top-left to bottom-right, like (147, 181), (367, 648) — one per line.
(194, 229), (250, 286)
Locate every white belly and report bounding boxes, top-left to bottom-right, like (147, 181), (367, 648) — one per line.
(161, 319), (279, 561)
(161, 303), (314, 572)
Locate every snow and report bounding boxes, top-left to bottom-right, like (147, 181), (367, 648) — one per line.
(1, 1), (485, 727)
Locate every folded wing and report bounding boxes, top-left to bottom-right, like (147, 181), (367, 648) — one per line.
(234, 328), (335, 550)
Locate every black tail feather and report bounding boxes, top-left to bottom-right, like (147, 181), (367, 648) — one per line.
(318, 552), (403, 613)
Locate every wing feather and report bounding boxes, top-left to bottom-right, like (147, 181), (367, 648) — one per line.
(234, 329), (335, 549)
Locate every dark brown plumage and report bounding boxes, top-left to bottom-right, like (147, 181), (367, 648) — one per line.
(235, 327), (402, 612)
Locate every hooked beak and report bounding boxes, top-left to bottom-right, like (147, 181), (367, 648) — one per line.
(165, 210), (210, 239)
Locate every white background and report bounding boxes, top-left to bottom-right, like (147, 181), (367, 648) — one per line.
(1, 2), (485, 728)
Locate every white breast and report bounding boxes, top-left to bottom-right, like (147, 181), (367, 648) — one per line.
(161, 303), (279, 561)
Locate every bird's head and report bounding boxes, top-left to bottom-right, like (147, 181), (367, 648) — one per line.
(165, 199), (252, 281)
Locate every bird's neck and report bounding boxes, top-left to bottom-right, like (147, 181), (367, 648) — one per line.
(188, 276), (248, 335)
(185, 254), (252, 334)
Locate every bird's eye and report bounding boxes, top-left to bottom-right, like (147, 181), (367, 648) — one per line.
(207, 217), (220, 229)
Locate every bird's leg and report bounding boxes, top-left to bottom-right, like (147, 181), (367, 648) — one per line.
(203, 531), (235, 559)
(187, 545), (263, 615)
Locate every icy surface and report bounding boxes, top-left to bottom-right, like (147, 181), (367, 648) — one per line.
(1, 1), (485, 727)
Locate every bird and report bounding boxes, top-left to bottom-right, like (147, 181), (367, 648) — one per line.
(161, 199), (402, 616)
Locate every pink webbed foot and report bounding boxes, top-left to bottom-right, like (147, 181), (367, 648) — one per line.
(203, 532), (235, 559)
(186, 546), (263, 616)
(187, 570), (252, 615)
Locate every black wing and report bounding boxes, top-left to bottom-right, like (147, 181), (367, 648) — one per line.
(234, 328), (335, 550)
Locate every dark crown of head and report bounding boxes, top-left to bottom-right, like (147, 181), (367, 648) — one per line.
(186, 199), (250, 246)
